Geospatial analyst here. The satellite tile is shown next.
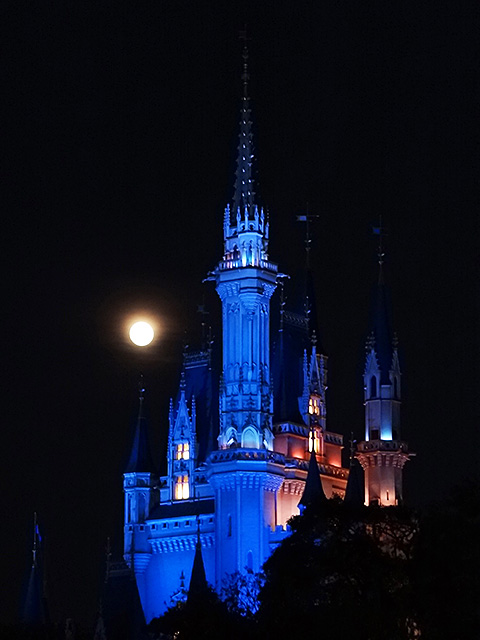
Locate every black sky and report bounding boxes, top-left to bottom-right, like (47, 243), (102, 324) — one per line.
(1, 0), (478, 628)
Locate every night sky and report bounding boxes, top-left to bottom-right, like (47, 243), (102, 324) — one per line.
(1, 0), (478, 628)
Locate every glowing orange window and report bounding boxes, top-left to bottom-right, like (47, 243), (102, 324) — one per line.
(175, 442), (190, 460)
(174, 474), (189, 500)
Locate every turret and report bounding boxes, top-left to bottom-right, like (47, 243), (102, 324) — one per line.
(212, 42), (278, 451)
(356, 234), (412, 506)
(299, 334), (327, 457)
(123, 378), (157, 588)
(167, 371), (197, 502)
(187, 519), (210, 607)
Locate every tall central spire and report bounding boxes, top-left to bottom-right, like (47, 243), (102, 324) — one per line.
(233, 41), (255, 215)
(212, 41), (278, 451)
(221, 41), (270, 269)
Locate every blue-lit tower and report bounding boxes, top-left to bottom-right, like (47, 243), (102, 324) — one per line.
(356, 245), (412, 506)
(123, 379), (158, 601)
(300, 336), (328, 457)
(206, 44), (285, 581)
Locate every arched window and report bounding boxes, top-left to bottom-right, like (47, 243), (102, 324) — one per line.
(370, 375), (377, 398)
(241, 427), (259, 449)
(174, 474), (189, 500)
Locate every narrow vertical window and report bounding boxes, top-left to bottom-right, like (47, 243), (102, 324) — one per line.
(175, 442), (190, 460)
(308, 396), (320, 415)
(138, 493), (145, 521)
(308, 429), (321, 454)
(370, 375), (377, 398)
(174, 474), (189, 500)
(227, 514), (232, 537)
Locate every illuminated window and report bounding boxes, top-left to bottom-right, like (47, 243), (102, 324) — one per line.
(174, 474), (189, 500)
(308, 396), (320, 416)
(308, 430), (321, 454)
(175, 442), (190, 460)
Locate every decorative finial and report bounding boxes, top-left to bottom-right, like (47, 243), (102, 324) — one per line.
(105, 537), (112, 583)
(311, 330), (318, 347)
(233, 28), (255, 214)
(276, 273), (290, 331)
(372, 216), (387, 280)
(365, 331), (375, 351)
(180, 370), (186, 392)
(138, 374), (145, 401)
(297, 212), (320, 330)
(296, 211), (319, 271)
(32, 512), (38, 568)
(239, 27), (250, 99)
(197, 299), (210, 350)
(349, 431), (355, 466)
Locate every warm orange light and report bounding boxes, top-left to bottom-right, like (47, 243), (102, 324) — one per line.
(174, 474), (189, 500)
(175, 443), (190, 460)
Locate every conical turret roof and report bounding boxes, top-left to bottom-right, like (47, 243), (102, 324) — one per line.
(344, 458), (364, 508)
(369, 269), (395, 385)
(125, 379), (156, 474)
(187, 527), (210, 607)
(299, 447), (327, 511)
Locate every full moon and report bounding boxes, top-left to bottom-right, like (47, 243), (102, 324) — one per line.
(129, 321), (154, 346)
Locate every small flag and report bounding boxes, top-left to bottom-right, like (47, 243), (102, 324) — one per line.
(35, 524), (42, 543)
(372, 226), (381, 235)
(296, 215), (308, 221)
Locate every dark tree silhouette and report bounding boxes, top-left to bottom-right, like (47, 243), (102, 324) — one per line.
(412, 481), (480, 639)
(148, 584), (252, 640)
(257, 499), (417, 640)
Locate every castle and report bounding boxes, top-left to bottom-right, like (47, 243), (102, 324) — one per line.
(122, 48), (412, 622)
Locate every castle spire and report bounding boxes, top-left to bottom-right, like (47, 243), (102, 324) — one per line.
(21, 513), (48, 627)
(187, 517), (209, 607)
(125, 375), (156, 474)
(298, 435), (327, 513)
(233, 34), (255, 216)
(356, 226), (413, 506)
(123, 376), (157, 584)
(219, 38), (271, 266)
(369, 221), (395, 386)
(374, 214), (386, 284)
